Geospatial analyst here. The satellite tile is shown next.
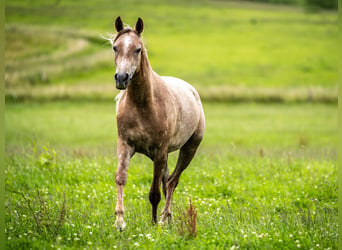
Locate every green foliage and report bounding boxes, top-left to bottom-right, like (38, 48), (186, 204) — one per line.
(248, 0), (300, 4)
(35, 144), (57, 168)
(305, 0), (338, 9)
(248, 0), (338, 9)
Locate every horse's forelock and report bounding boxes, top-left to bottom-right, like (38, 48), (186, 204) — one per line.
(114, 28), (141, 43)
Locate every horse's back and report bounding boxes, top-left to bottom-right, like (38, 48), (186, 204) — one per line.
(161, 76), (203, 109)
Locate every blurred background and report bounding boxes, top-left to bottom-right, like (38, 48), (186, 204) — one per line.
(5, 0), (337, 102)
(5, 0), (337, 155)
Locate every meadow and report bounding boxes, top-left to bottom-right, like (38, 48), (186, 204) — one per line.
(5, 0), (338, 249)
(5, 102), (337, 249)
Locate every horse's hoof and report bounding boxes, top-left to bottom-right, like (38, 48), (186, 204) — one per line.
(158, 219), (165, 226)
(158, 213), (172, 226)
(114, 220), (126, 231)
(158, 220), (167, 229)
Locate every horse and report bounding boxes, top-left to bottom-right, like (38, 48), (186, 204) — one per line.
(111, 16), (205, 230)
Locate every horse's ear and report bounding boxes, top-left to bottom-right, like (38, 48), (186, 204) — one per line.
(115, 16), (124, 32)
(135, 17), (144, 36)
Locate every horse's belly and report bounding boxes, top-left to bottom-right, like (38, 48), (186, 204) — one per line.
(167, 99), (202, 152)
(122, 114), (197, 155)
(167, 117), (198, 152)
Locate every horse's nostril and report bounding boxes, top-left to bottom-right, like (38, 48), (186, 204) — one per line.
(122, 73), (129, 81)
(115, 73), (129, 82)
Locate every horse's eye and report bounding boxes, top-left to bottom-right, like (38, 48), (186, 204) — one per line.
(113, 46), (118, 52)
(135, 48), (142, 54)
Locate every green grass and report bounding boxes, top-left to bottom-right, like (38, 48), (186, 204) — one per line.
(6, 102), (336, 155)
(5, 102), (337, 249)
(5, 152), (337, 249)
(5, 0), (338, 102)
(5, 102), (117, 154)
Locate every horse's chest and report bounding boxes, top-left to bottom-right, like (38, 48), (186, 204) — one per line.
(117, 112), (168, 153)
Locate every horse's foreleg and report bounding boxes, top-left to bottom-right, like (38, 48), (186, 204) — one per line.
(150, 153), (168, 224)
(114, 139), (134, 230)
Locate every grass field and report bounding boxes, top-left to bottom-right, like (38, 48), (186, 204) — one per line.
(5, 102), (337, 249)
(5, 102), (337, 154)
(5, 0), (338, 249)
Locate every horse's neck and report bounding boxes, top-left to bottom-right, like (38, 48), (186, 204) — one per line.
(127, 50), (159, 107)
(127, 66), (156, 107)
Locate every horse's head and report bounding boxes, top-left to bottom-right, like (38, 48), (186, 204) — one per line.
(113, 17), (144, 90)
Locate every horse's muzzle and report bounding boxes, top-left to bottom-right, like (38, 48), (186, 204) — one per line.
(115, 73), (130, 90)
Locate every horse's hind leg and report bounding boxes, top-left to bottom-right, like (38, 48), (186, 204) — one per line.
(159, 131), (203, 224)
(162, 159), (169, 197)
